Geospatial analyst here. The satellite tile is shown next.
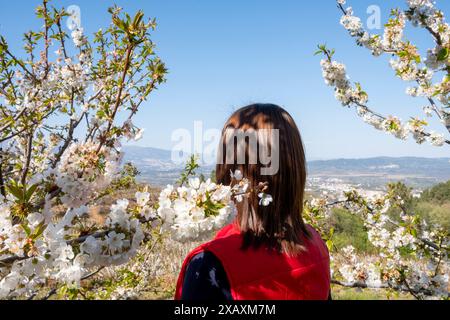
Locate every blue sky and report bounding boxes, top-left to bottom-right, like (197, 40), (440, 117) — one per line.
(1, 0), (450, 160)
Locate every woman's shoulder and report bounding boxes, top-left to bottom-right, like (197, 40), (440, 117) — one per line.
(214, 221), (240, 239)
(304, 224), (330, 256)
(305, 224), (321, 238)
(189, 251), (222, 267)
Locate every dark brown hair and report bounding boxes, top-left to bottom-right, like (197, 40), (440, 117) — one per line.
(216, 103), (309, 256)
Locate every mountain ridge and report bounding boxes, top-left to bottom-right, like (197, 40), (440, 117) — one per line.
(122, 146), (450, 188)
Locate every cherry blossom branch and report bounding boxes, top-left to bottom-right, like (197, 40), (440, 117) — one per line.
(3, 48), (36, 81)
(0, 126), (28, 143)
(0, 58), (18, 101)
(337, 2), (346, 15)
(427, 97), (450, 134)
(95, 45), (133, 153)
(425, 26), (443, 46)
(356, 101), (450, 145)
(0, 98), (62, 144)
(0, 230), (110, 267)
(0, 107), (27, 132)
(325, 198), (444, 252)
(427, 97), (444, 121)
(331, 0), (450, 142)
(50, 110), (87, 169)
(319, 47), (450, 146)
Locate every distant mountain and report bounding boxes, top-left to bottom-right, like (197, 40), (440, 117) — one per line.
(122, 146), (450, 189)
(308, 157), (450, 174)
(122, 145), (172, 162)
(307, 157), (450, 190)
(308, 157), (450, 179)
(122, 146), (213, 186)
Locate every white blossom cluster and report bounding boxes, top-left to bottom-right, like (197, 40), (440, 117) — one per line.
(320, 59), (368, 106)
(157, 179), (235, 242)
(338, 3), (383, 56)
(55, 142), (123, 207)
(157, 170), (272, 243)
(337, 246), (383, 288)
(71, 28), (87, 47)
(11, 29), (92, 113)
(0, 195), (144, 299)
(51, 51), (90, 97)
(383, 11), (406, 51)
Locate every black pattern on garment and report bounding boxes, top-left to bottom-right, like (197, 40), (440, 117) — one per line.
(181, 251), (233, 301)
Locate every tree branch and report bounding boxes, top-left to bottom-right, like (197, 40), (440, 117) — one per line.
(0, 147), (6, 197)
(50, 110), (86, 169)
(20, 128), (34, 185)
(427, 97), (450, 134)
(4, 48), (36, 81)
(354, 101), (450, 145)
(0, 107), (27, 132)
(95, 45), (134, 153)
(43, 0), (50, 76)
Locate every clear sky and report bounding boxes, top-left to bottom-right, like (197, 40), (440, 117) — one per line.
(1, 0), (450, 160)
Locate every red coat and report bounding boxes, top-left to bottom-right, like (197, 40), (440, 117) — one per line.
(175, 222), (331, 300)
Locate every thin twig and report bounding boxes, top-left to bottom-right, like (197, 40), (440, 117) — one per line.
(0, 147), (6, 197)
(81, 266), (105, 281)
(20, 128), (34, 185)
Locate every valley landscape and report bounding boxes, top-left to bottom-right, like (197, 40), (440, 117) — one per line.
(123, 146), (450, 198)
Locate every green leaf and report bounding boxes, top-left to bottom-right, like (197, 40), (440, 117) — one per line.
(132, 10), (144, 27)
(31, 223), (46, 239)
(6, 183), (24, 201)
(326, 239), (333, 251)
(25, 183), (39, 202)
(21, 222), (31, 237)
(437, 47), (449, 62)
